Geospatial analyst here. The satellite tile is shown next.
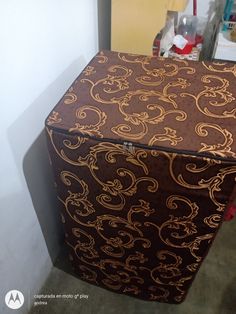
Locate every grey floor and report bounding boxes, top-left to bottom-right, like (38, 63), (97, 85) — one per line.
(30, 218), (236, 314)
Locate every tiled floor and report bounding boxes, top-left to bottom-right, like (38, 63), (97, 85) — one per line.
(29, 218), (236, 314)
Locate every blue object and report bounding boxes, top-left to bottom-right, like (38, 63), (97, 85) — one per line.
(223, 0), (234, 31)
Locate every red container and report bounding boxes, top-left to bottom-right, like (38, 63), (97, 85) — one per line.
(174, 43), (194, 54)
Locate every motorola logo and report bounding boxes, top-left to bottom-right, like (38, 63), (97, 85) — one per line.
(5, 290), (24, 310)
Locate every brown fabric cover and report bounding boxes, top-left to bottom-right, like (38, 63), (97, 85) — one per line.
(45, 50), (236, 303)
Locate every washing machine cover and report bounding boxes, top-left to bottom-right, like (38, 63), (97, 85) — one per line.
(45, 50), (236, 303)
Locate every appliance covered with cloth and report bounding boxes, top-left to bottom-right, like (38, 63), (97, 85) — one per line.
(45, 50), (236, 303)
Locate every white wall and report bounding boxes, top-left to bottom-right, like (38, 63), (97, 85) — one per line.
(0, 1), (98, 313)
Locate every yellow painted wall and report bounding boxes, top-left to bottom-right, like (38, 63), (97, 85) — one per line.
(167, 0), (188, 11)
(111, 0), (188, 55)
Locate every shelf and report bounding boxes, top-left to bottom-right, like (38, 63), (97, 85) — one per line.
(214, 24), (236, 61)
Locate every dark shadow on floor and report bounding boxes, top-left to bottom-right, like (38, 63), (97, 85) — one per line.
(23, 130), (64, 262)
(218, 277), (236, 314)
(54, 243), (77, 278)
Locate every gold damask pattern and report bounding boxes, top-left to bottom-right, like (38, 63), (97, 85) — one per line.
(46, 50), (236, 159)
(45, 50), (236, 303)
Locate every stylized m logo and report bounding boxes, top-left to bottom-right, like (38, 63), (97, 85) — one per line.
(8, 292), (22, 304)
(5, 290), (24, 309)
